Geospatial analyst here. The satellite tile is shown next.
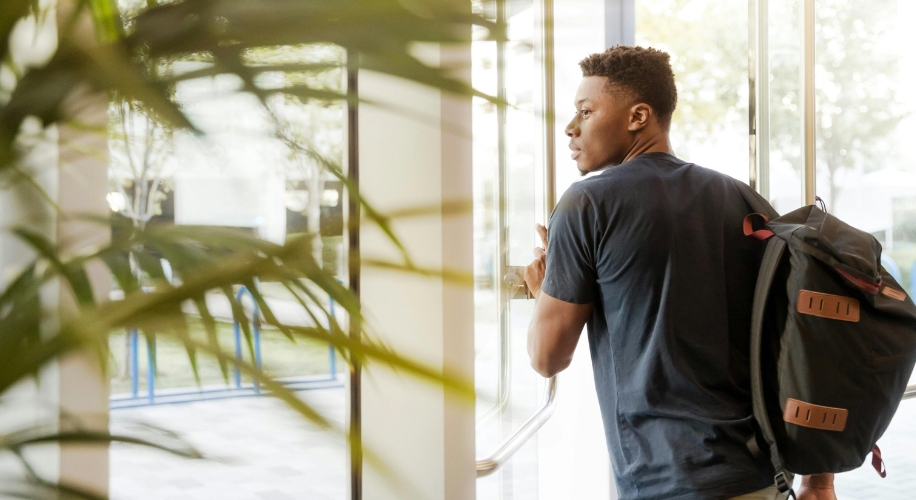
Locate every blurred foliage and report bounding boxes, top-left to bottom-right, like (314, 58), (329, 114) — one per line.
(0, 0), (499, 496)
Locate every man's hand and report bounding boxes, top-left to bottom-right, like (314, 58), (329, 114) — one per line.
(796, 474), (836, 500)
(524, 224), (549, 297)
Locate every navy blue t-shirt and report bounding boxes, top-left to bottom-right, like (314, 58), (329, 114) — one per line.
(541, 152), (774, 500)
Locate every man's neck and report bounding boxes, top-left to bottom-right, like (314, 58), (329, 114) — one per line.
(621, 129), (674, 164)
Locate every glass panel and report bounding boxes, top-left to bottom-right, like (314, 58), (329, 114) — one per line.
(501, 299), (542, 498)
(765, 0), (804, 213)
(473, 23), (501, 439)
(636, 0), (749, 182)
(505, 1), (541, 267)
(474, 0), (546, 498)
(805, 1), (916, 496)
(108, 43), (348, 499)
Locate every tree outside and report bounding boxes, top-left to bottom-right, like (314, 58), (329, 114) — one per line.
(636, 0), (749, 181)
(108, 100), (176, 230)
(636, 0), (910, 210)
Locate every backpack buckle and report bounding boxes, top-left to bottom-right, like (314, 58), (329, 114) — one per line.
(775, 470), (796, 498)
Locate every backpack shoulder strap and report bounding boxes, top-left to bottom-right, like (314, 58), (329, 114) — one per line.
(750, 236), (794, 493)
(730, 178), (794, 494)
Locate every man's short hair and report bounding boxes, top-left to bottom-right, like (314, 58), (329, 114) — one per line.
(579, 45), (678, 127)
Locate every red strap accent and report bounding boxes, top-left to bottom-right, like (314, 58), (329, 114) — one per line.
(743, 213), (774, 240)
(872, 445), (887, 478)
(835, 267), (881, 295)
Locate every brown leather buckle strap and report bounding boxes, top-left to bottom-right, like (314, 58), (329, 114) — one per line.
(797, 290), (860, 322)
(783, 398), (848, 431)
(743, 213), (774, 240)
(881, 285), (907, 302)
(835, 267), (881, 295)
(871, 445), (887, 478)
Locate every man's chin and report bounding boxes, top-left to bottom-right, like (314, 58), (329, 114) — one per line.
(578, 159), (616, 176)
(577, 162), (599, 176)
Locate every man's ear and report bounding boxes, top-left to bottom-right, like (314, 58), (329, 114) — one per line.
(627, 103), (652, 131)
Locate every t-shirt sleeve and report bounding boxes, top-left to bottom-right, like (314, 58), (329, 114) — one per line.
(541, 183), (598, 304)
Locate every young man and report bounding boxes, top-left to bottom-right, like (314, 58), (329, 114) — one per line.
(523, 46), (836, 500)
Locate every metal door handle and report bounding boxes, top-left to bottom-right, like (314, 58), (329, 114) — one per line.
(476, 376), (557, 477)
(903, 383), (916, 401)
(503, 266), (533, 300)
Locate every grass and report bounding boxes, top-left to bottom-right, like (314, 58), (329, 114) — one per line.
(109, 316), (340, 396)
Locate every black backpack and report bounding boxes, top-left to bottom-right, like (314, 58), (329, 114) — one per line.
(734, 181), (916, 496)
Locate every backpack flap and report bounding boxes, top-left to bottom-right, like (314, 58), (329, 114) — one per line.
(760, 205), (916, 475)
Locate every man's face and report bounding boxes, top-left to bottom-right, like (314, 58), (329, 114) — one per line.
(565, 76), (634, 174)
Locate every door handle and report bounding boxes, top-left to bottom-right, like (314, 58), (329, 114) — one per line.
(476, 376), (558, 477)
(503, 266), (533, 300)
(904, 383), (916, 401)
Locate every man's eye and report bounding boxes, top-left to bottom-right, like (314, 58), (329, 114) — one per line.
(581, 109), (591, 116)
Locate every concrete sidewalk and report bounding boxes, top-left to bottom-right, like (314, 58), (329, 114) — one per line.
(833, 401), (916, 499)
(110, 388), (347, 500)
(107, 381), (916, 500)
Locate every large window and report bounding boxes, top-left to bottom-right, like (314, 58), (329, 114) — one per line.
(636, 0), (750, 182)
(805, 2), (916, 497)
(636, 0), (806, 213)
(107, 41), (349, 499)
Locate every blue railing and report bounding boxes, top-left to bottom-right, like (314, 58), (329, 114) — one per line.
(233, 286), (262, 393)
(112, 285), (342, 409)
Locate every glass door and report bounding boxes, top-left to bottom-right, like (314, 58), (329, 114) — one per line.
(472, 0), (555, 498)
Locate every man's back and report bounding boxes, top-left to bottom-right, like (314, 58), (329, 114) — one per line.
(542, 152), (774, 499)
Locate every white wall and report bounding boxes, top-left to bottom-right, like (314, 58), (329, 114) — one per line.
(359, 42), (475, 500)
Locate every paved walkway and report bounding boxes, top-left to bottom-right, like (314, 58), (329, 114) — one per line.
(833, 400), (916, 499)
(110, 388), (347, 500)
(109, 380), (916, 499)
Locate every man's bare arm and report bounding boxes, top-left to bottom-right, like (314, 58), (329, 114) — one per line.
(797, 473), (836, 500)
(527, 290), (592, 377)
(524, 224), (593, 378)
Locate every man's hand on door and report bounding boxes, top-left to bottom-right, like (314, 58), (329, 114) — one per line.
(524, 224), (549, 297)
(535, 223), (548, 251)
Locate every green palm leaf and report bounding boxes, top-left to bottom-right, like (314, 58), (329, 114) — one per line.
(0, 0), (492, 494)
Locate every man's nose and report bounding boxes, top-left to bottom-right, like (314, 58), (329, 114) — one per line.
(565, 118), (578, 137)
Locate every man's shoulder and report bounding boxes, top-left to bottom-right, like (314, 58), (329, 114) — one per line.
(574, 153), (728, 195)
(569, 156), (751, 225)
